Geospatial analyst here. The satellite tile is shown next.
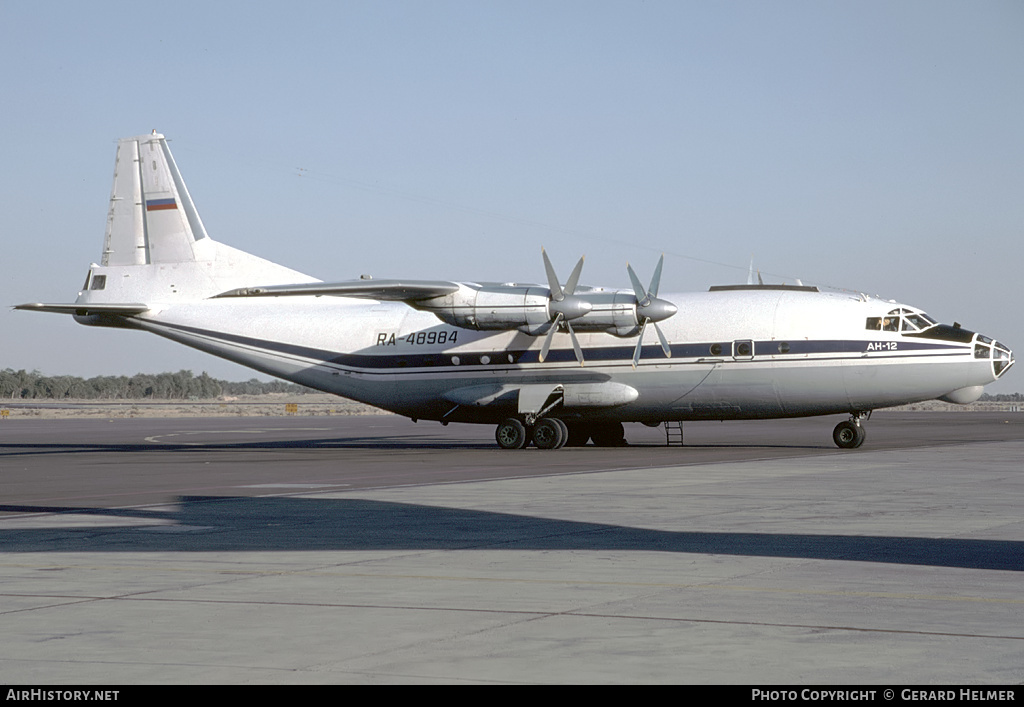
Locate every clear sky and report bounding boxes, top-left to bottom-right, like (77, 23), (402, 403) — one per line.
(3, 1), (1022, 393)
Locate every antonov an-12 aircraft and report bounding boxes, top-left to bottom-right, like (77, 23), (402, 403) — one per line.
(17, 133), (1015, 449)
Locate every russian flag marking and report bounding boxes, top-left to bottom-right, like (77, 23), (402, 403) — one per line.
(146, 198), (177, 211)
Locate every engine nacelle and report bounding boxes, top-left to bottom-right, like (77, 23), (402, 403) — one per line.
(565, 291), (645, 337)
(415, 284), (675, 338)
(416, 284), (553, 334)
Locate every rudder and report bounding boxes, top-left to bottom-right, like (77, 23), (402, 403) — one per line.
(104, 131), (209, 266)
(81, 131), (318, 306)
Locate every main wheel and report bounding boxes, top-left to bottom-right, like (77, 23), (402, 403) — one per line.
(551, 418), (569, 448)
(496, 418), (528, 449)
(833, 420), (866, 449)
(532, 418), (567, 449)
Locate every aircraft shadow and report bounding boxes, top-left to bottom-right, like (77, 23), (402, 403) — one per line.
(0, 437), (498, 456)
(1, 496), (1020, 571)
(0, 439), (825, 457)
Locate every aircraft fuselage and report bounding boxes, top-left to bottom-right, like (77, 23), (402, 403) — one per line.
(89, 285), (1006, 427)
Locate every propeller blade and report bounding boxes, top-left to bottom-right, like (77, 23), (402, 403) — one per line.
(648, 254), (664, 298)
(539, 250), (590, 364)
(564, 255), (585, 296)
(542, 248), (563, 301)
(539, 313), (562, 362)
(545, 250), (591, 321)
(627, 256), (675, 366)
(539, 314), (586, 365)
(566, 320), (585, 366)
(626, 263), (650, 307)
(632, 319), (648, 369)
(654, 322), (672, 358)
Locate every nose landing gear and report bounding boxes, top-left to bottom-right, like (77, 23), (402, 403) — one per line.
(833, 411), (870, 449)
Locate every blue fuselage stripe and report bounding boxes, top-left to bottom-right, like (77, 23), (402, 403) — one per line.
(153, 321), (969, 371)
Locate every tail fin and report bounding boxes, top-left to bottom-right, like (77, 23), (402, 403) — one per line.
(103, 131), (211, 266)
(18, 133), (316, 318)
(74, 133), (316, 307)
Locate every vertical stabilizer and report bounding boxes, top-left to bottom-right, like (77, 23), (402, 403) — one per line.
(103, 132), (210, 266)
(73, 132), (318, 306)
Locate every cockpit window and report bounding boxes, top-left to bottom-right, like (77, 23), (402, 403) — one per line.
(867, 310), (935, 333)
(866, 317), (899, 331)
(994, 342), (1013, 377)
(901, 314), (933, 332)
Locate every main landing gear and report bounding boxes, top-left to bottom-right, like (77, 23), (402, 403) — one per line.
(833, 411), (871, 449)
(495, 417), (569, 449)
(494, 418), (626, 450)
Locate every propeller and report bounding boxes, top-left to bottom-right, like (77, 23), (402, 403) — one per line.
(626, 254), (678, 368)
(539, 249), (590, 365)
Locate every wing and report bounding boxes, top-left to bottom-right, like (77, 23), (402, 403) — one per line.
(213, 279), (460, 302)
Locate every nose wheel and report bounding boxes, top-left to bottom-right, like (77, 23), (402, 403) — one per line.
(833, 412), (870, 449)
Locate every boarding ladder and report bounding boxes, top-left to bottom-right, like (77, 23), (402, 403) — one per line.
(664, 420), (684, 446)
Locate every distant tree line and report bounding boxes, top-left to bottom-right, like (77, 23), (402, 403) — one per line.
(1, 369), (313, 400)
(979, 392), (1024, 402)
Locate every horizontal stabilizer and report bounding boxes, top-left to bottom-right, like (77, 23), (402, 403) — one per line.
(214, 279), (460, 302)
(14, 302), (150, 316)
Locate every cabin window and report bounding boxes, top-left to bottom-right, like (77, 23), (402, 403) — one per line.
(777, 342), (790, 354)
(90, 275), (107, 290)
(709, 343), (723, 356)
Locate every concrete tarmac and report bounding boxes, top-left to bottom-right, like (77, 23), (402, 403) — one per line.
(1, 413), (1022, 684)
